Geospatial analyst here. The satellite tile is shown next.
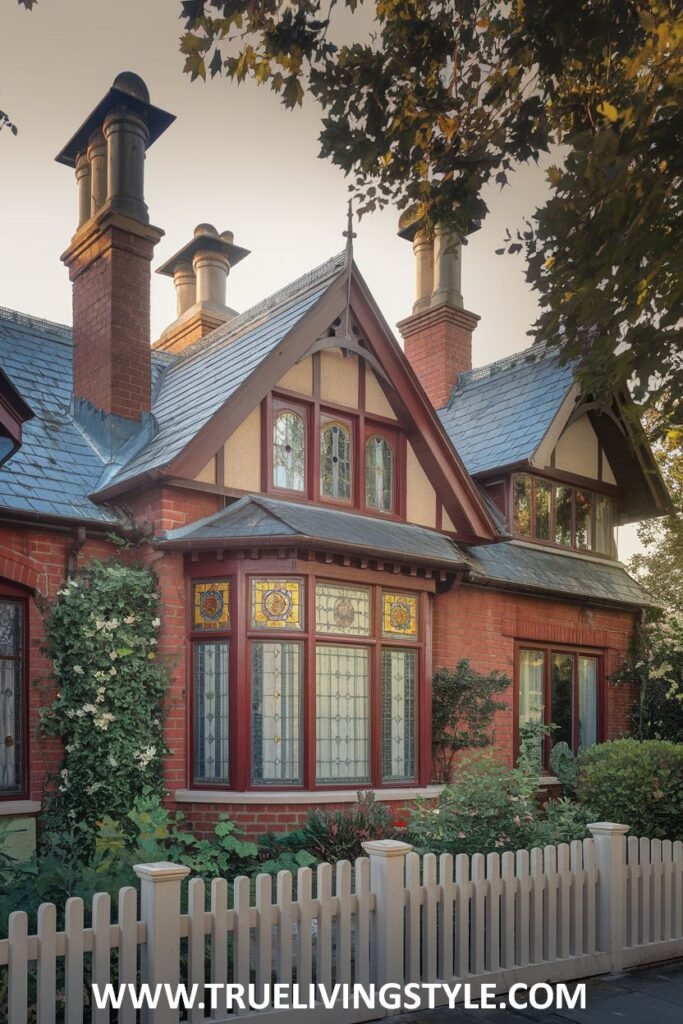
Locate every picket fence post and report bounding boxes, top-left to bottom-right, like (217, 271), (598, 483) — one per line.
(587, 822), (630, 972)
(134, 861), (192, 1024)
(362, 839), (412, 987)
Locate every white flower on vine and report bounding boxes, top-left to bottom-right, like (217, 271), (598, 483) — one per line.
(72, 665), (84, 676)
(124, 615), (136, 625)
(134, 745), (157, 769)
(152, 617), (161, 628)
(149, 638), (158, 646)
(94, 711), (115, 731)
(109, 650), (118, 661)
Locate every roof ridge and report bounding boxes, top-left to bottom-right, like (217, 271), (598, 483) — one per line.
(0, 306), (72, 340)
(456, 340), (559, 390)
(250, 494), (303, 533)
(171, 251), (347, 366)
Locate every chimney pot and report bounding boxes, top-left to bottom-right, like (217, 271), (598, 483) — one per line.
(87, 131), (107, 217)
(75, 152), (91, 228)
(193, 249), (230, 306)
(173, 261), (196, 317)
(103, 110), (150, 223)
(194, 222), (218, 238)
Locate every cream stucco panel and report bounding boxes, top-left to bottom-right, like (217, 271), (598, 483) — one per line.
(278, 356), (313, 396)
(406, 442), (437, 527)
(224, 407), (261, 491)
(365, 365), (397, 419)
(320, 348), (359, 407)
(554, 416), (600, 479)
(195, 457), (216, 484)
(602, 455), (617, 485)
(442, 509), (457, 533)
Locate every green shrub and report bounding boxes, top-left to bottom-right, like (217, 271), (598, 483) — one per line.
(549, 741), (578, 796)
(575, 739), (683, 840)
(406, 753), (539, 856)
(530, 797), (594, 846)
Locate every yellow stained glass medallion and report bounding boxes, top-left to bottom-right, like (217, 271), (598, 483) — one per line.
(193, 581), (231, 630)
(251, 578), (304, 630)
(382, 593), (418, 639)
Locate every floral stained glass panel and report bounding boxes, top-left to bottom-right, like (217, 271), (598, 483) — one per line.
(193, 581), (231, 631)
(382, 593), (418, 639)
(251, 641), (302, 784)
(193, 641), (229, 783)
(315, 583), (371, 637)
(251, 578), (304, 630)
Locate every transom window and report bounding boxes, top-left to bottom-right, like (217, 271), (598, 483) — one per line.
(0, 593), (26, 797)
(512, 474), (615, 557)
(518, 645), (600, 763)
(190, 574), (422, 790)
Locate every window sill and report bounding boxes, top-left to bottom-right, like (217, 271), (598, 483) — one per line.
(175, 786), (444, 805)
(0, 800), (41, 816)
(538, 776), (560, 787)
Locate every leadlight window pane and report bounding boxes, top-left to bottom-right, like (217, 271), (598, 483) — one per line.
(578, 656), (598, 750)
(193, 641), (229, 783)
(0, 599), (23, 794)
(551, 653), (574, 748)
(316, 645), (369, 783)
(519, 649), (545, 766)
(273, 410), (305, 491)
(366, 436), (393, 511)
(554, 485), (573, 546)
(315, 583), (371, 637)
(575, 489), (593, 550)
(250, 578), (304, 630)
(382, 593), (418, 639)
(251, 641), (302, 785)
(320, 421), (351, 500)
(193, 581), (230, 631)
(381, 649), (416, 782)
(513, 476), (532, 536)
(535, 480), (551, 540)
(595, 495), (614, 556)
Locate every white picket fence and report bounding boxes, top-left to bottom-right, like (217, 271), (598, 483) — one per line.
(1, 823), (683, 1023)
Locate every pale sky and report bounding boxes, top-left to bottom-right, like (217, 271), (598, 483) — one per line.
(0, 0), (640, 558)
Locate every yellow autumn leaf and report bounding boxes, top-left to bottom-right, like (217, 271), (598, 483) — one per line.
(597, 101), (619, 122)
(544, 255), (556, 270)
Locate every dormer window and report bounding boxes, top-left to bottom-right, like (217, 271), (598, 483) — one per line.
(512, 473), (616, 557)
(365, 435), (394, 512)
(320, 418), (352, 501)
(273, 406), (306, 492)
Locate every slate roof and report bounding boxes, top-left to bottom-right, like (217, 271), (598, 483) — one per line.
(0, 308), (118, 523)
(439, 344), (575, 476)
(100, 253), (346, 490)
(462, 541), (653, 607)
(159, 494), (469, 568)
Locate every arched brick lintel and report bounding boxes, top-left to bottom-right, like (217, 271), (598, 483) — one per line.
(0, 546), (44, 594)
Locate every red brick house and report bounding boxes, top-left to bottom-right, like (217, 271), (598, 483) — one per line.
(0, 75), (670, 841)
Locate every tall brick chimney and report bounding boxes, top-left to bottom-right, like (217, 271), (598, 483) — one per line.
(153, 223), (250, 354)
(397, 224), (479, 409)
(56, 73), (174, 456)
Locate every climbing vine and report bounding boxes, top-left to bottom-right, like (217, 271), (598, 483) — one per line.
(38, 560), (169, 859)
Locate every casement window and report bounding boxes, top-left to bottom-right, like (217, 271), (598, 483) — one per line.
(272, 405), (306, 493)
(518, 645), (600, 762)
(0, 590), (27, 797)
(365, 435), (394, 512)
(320, 418), (352, 502)
(190, 574), (423, 790)
(512, 474), (616, 557)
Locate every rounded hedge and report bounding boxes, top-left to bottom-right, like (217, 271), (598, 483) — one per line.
(575, 739), (683, 840)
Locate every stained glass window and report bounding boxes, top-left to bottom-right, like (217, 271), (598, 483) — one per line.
(250, 578), (304, 630)
(382, 593), (418, 639)
(251, 641), (302, 785)
(193, 581), (230, 631)
(193, 641), (229, 783)
(366, 436), (393, 511)
(381, 650), (416, 781)
(316, 645), (369, 783)
(273, 409), (305, 491)
(0, 598), (23, 794)
(315, 583), (371, 637)
(320, 420), (351, 501)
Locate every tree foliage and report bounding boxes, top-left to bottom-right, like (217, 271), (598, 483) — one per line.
(180, 0), (683, 428)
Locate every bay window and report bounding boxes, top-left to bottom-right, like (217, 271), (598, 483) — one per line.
(190, 572), (423, 790)
(512, 474), (616, 557)
(0, 592), (26, 797)
(518, 645), (600, 763)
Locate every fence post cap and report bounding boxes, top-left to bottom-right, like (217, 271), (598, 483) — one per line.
(587, 822), (631, 837)
(362, 839), (413, 857)
(133, 861), (192, 881)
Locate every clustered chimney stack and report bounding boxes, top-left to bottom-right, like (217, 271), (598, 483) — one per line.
(398, 223), (478, 410)
(56, 72), (174, 454)
(154, 224), (250, 354)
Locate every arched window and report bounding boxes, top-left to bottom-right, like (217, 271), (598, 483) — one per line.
(365, 435), (393, 511)
(273, 409), (305, 491)
(320, 420), (351, 500)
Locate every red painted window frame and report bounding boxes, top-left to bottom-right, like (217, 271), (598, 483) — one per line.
(510, 472), (617, 558)
(0, 579), (29, 801)
(513, 640), (605, 767)
(187, 558), (432, 793)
